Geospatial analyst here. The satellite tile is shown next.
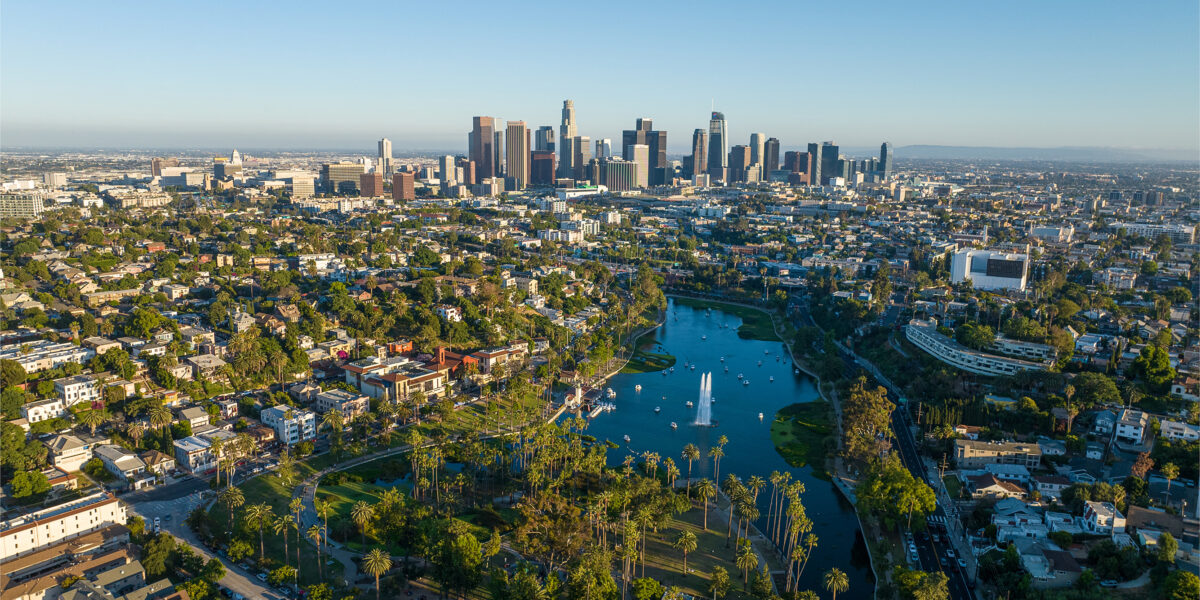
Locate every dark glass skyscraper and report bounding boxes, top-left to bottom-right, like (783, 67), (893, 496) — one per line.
(764, 138), (780, 175)
(707, 111), (727, 182)
(469, 116), (496, 180)
(820, 142), (840, 185)
(879, 142), (893, 180)
(689, 129), (708, 179)
(806, 143), (822, 186)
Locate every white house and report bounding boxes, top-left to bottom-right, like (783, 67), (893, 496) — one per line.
(93, 445), (150, 489)
(1159, 419), (1200, 442)
(172, 435), (215, 474)
(1082, 501), (1126, 535)
(21, 397), (66, 423)
(46, 434), (92, 471)
(54, 374), (102, 407)
(1115, 408), (1149, 445)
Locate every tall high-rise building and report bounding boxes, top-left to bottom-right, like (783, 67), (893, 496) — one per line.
(378, 138), (392, 176)
(689, 129), (708, 179)
(457, 158), (476, 186)
(749, 133), (766, 168)
(764, 138), (780, 174)
(806, 143), (823, 186)
(493, 129), (505, 177)
(392, 172), (415, 202)
(595, 139), (613, 159)
(360, 172), (384, 197)
(728, 145), (751, 183)
(535, 126), (555, 152)
(600, 158), (638, 192)
(646, 130), (667, 185)
(784, 151), (812, 185)
(622, 118), (652, 160)
(622, 118), (668, 185)
(628, 144), (649, 188)
(470, 117), (497, 180)
(558, 100), (577, 178)
(707, 111), (727, 182)
(530, 151), (556, 185)
(438, 155), (458, 186)
(819, 142), (840, 185)
(573, 136), (591, 180)
(879, 142), (893, 180)
(505, 121), (530, 190)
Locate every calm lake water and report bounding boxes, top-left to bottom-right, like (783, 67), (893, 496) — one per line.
(578, 298), (872, 598)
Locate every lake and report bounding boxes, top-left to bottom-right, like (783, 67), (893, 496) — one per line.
(580, 298), (873, 598)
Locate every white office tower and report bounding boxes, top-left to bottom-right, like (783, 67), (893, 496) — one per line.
(230, 149), (242, 165)
(627, 144), (649, 188)
(749, 133), (765, 167)
(378, 138), (393, 175)
(439, 155), (457, 185)
(950, 249), (1029, 291)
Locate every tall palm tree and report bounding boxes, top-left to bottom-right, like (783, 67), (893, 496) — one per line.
(681, 444), (700, 497)
(747, 475), (766, 505)
(149, 405), (172, 439)
(209, 436), (225, 486)
(708, 445), (725, 486)
(245, 503), (274, 561)
(79, 409), (105, 437)
(307, 524), (325, 581)
(823, 568), (848, 600)
(127, 423), (146, 449)
(351, 501), (374, 549)
(673, 530), (698, 576)
(736, 540), (758, 590)
(273, 515), (296, 569)
(314, 498), (332, 554)
(696, 479), (716, 531)
(219, 486), (244, 534)
(363, 548), (392, 600)
(289, 497), (303, 572)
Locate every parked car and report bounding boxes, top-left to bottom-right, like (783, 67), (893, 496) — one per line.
(256, 573), (268, 582)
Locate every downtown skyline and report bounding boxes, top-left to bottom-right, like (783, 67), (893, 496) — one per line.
(2, 1), (1198, 154)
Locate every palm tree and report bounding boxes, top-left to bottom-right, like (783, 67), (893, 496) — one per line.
(696, 479), (716, 530)
(351, 501), (374, 548)
(79, 409), (105, 436)
(209, 436), (225, 486)
(363, 548), (392, 600)
(273, 515), (296, 569)
(127, 423), (146, 449)
(708, 445), (725, 485)
(682, 444), (700, 497)
(673, 531), (698, 576)
(245, 503), (274, 561)
(736, 540), (758, 590)
(314, 498), (332, 554)
(824, 568), (848, 600)
(219, 486), (244, 534)
(307, 524), (325, 581)
(149, 404), (172, 438)
(747, 475), (766, 505)
(1163, 462), (1180, 493)
(289, 497), (303, 572)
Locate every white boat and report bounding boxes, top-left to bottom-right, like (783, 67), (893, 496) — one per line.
(724, 366), (729, 372)
(769, 376), (775, 382)
(689, 364), (695, 371)
(624, 435), (631, 443)
(686, 401), (694, 407)
(794, 368), (800, 375)
(757, 360), (762, 366)
(606, 388), (616, 398)
(720, 356), (724, 362)
(635, 384), (642, 392)
(758, 412), (764, 420)
(701, 335), (707, 340)
(764, 349), (769, 355)
(737, 373), (743, 379)
(654, 406), (661, 413)
(670, 422), (678, 429)
(669, 367), (675, 373)
(743, 380), (750, 386)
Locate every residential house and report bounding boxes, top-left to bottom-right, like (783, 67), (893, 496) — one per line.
(1159, 418), (1200, 442)
(93, 445), (150, 490)
(177, 406), (209, 430)
(1092, 410), (1116, 435)
(1032, 475), (1072, 501)
(967, 473), (1027, 500)
(259, 406), (316, 446)
(172, 436), (215, 474)
(1083, 501), (1126, 535)
(954, 439), (1042, 469)
(21, 397), (66, 423)
(185, 354), (228, 379)
(46, 434), (92, 471)
(1115, 408), (1149, 445)
(138, 450), (175, 476)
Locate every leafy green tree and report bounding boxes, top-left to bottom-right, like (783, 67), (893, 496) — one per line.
(1131, 345), (1176, 392)
(1072, 372), (1120, 407)
(432, 529), (483, 598)
(855, 453), (937, 530)
(955, 322), (995, 350)
(1, 360), (27, 387)
(1157, 532), (1178, 564)
(1160, 570), (1199, 600)
(707, 567), (731, 600)
(268, 566), (298, 587)
(632, 578), (664, 600)
(10, 470), (50, 498)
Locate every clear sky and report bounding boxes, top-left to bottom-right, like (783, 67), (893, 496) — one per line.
(3, 0), (1197, 153)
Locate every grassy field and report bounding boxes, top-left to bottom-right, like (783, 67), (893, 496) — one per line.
(770, 401), (835, 480)
(621, 348), (677, 374)
(942, 475), (962, 500)
(672, 297), (781, 342)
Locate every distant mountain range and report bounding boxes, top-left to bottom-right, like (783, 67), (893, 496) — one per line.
(889, 145), (1199, 163)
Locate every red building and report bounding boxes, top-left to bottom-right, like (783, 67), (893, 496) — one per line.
(392, 172), (415, 201)
(530, 151), (556, 186)
(360, 173), (384, 197)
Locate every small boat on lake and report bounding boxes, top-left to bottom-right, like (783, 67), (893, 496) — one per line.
(654, 406), (661, 413)
(635, 384), (642, 392)
(686, 401), (694, 407)
(769, 376), (774, 382)
(758, 412), (764, 420)
(624, 435), (631, 443)
(670, 422), (678, 429)
(606, 388), (616, 398)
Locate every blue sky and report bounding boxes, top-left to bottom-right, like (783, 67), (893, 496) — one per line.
(3, 1), (1197, 153)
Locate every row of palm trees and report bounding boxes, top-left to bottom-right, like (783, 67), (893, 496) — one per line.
(218, 490), (329, 585)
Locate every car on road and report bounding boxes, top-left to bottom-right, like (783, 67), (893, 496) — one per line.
(1100, 580), (1119, 588)
(945, 548), (955, 559)
(256, 573), (268, 582)
(939, 556), (948, 567)
(956, 558), (967, 570)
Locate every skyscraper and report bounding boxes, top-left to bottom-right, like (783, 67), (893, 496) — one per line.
(600, 158), (638, 192)
(321, 162), (366, 195)
(628, 144), (649, 188)
(493, 129), (505, 178)
(707, 112), (727, 182)
(573, 136), (591, 180)
(749, 133), (766, 168)
(689, 129), (708, 179)
(807, 143), (822, 186)
(820, 142), (840, 185)
(530, 151), (555, 185)
(535, 126), (555, 152)
(595, 139), (612, 159)
(728, 145), (751, 183)
(360, 172), (384, 197)
(764, 138), (780, 175)
(506, 121), (530, 190)
(622, 118), (668, 185)
(558, 100), (577, 178)
(879, 142), (893, 180)
(470, 117), (497, 180)
(378, 138), (392, 176)
(438, 155), (457, 186)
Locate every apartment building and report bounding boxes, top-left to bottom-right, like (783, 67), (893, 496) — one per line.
(314, 388), (370, 420)
(0, 340), (94, 374)
(259, 406), (317, 446)
(906, 319), (1049, 377)
(54, 374), (102, 408)
(1115, 408), (1149, 445)
(0, 493), (126, 559)
(1083, 501), (1126, 535)
(954, 439), (1042, 469)
(21, 397), (66, 424)
(172, 436), (215, 474)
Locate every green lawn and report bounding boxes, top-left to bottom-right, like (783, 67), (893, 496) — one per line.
(622, 348), (677, 374)
(770, 401), (834, 480)
(942, 475), (962, 500)
(672, 297), (780, 342)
